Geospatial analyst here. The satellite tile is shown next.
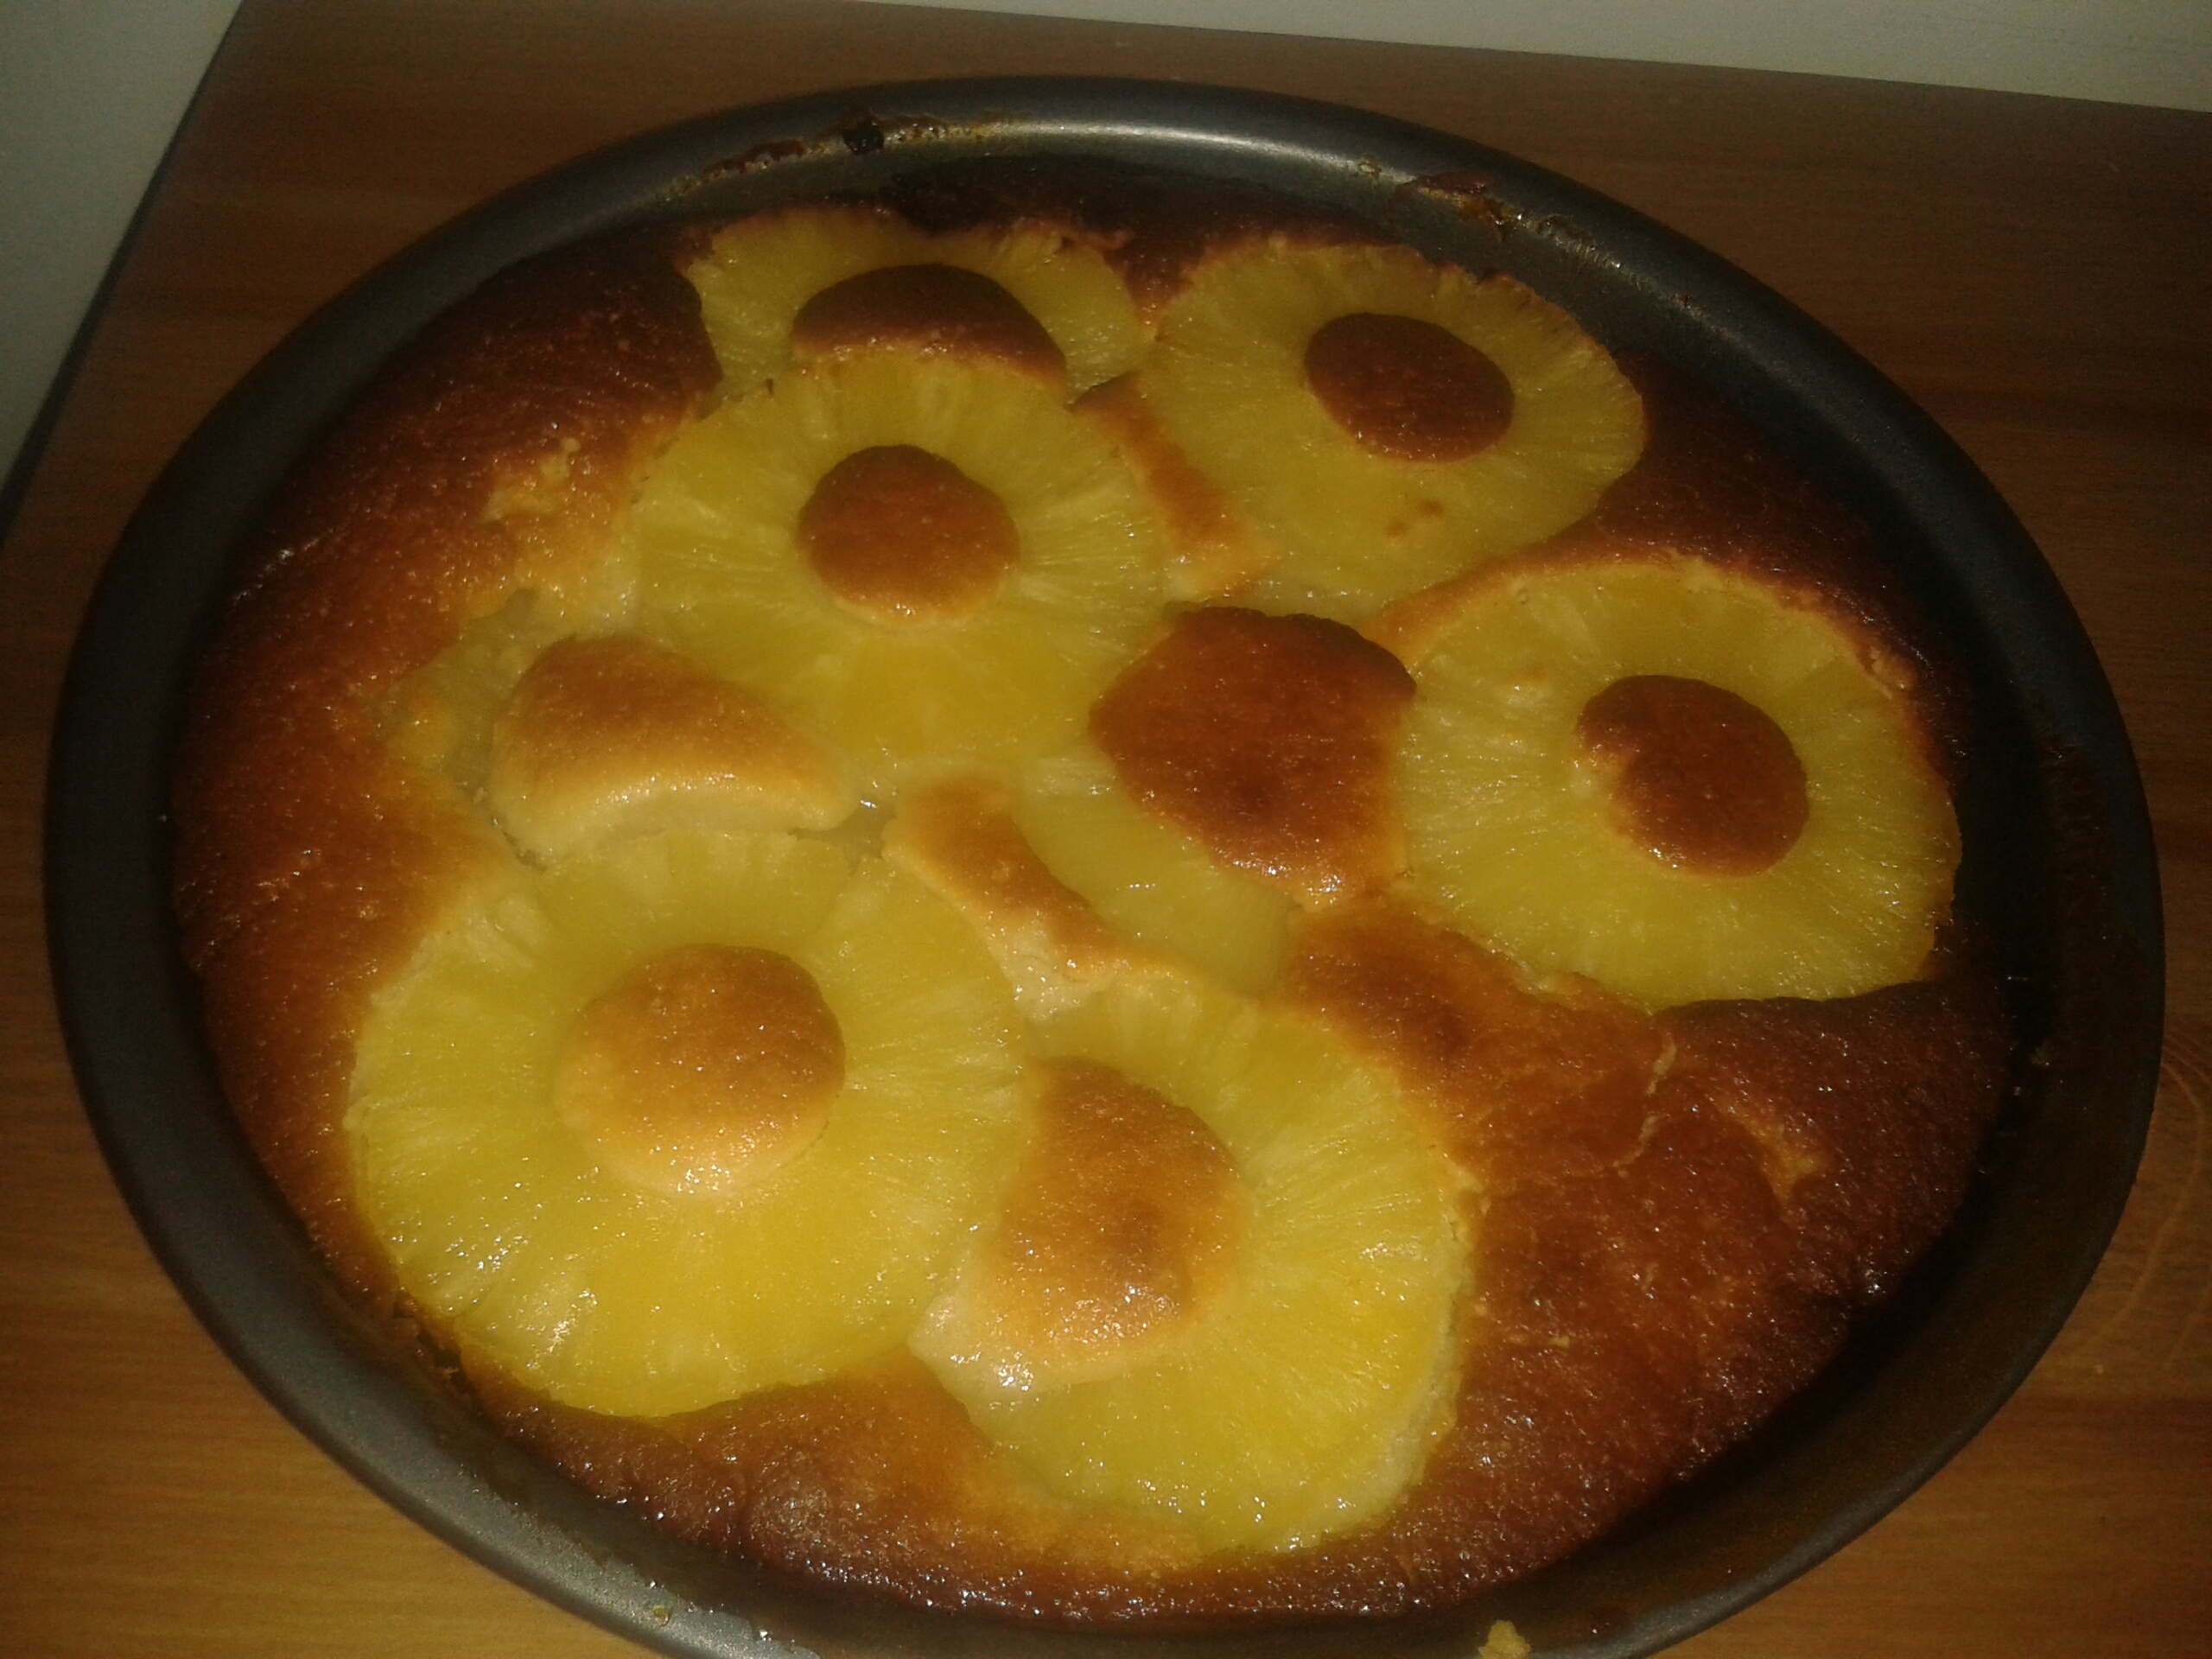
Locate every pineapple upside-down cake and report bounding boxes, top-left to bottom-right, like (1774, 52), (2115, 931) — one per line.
(172, 161), (2009, 1624)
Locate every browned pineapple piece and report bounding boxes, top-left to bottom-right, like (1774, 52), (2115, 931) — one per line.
(1011, 747), (1295, 995)
(1089, 606), (1416, 906)
(912, 971), (1464, 1552)
(1381, 550), (1959, 1007)
(486, 632), (857, 860)
(1137, 238), (1644, 620)
(688, 203), (1147, 394)
(629, 357), (1170, 795)
(346, 832), (1023, 1417)
(885, 762), (1293, 1005)
(1075, 374), (1278, 600)
(378, 583), (630, 798)
(882, 772), (1154, 1015)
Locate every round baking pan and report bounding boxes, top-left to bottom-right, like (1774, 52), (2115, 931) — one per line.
(48, 79), (2163, 1659)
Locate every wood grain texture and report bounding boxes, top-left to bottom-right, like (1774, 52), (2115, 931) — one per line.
(2, 2), (2205, 1653)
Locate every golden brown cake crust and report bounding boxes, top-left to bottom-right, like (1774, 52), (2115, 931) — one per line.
(798, 443), (1022, 620)
(935, 1059), (1248, 1387)
(1577, 673), (1812, 874)
(1305, 311), (1516, 461)
(173, 232), (719, 1291)
(175, 170), (2012, 1628)
(486, 632), (855, 857)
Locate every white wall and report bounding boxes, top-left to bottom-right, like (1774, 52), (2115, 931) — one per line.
(0, 0), (243, 508)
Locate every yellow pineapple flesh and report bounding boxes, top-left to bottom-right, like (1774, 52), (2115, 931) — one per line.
(1388, 553), (1959, 1007)
(629, 357), (1170, 798)
(346, 832), (1023, 1417)
(687, 203), (1147, 394)
(1012, 747), (1294, 995)
(486, 632), (859, 861)
(377, 589), (611, 798)
(912, 971), (1464, 1551)
(881, 773), (1153, 1017)
(1137, 239), (1644, 621)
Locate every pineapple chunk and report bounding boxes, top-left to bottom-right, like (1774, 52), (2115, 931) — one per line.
(913, 971), (1464, 1552)
(346, 832), (1022, 1417)
(630, 357), (1170, 797)
(1138, 238), (1643, 621)
(1013, 747), (1294, 995)
(378, 587), (630, 798)
(486, 632), (858, 861)
(687, 202), (1147, 394)
(1076, 374), (1279, 601)
(1387, 551), (1959, 1007)
(882, 773), (1152, 1017)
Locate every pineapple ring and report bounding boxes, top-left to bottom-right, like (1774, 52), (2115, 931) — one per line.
(1389, 554), (1959, 1008)
(1013, 747), (1294, 996)
(1138, 239), (1644, 621)
(631, 357), (1171, 795)
(687, 203), (1147, 393)
(346, 831), (1023, 1418)
(912, 971), (1464, 1553)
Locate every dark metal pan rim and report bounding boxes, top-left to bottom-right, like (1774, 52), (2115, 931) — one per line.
(46, 76), (2162, 1659)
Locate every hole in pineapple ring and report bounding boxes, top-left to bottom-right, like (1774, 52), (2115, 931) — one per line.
(1576, 674), (1810, 875)
(554, 944), (844, 1198)
(799, 444), (1021, 624)
(968, 1058), (1247, 1378)
(1303, 312), (1515, 462)
(791, 264), (1066, 381)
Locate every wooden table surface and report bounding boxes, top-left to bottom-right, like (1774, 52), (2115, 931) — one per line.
(3, 3), (2206, 1654)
